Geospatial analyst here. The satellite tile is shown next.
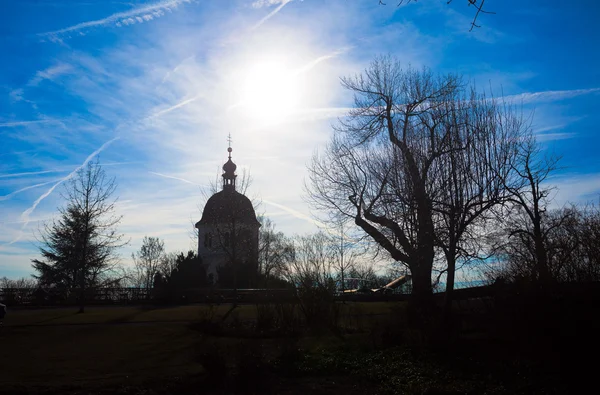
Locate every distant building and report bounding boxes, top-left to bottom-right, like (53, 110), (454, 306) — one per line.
(195, 144), (260, 286)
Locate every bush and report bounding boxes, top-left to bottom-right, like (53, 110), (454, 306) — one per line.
(195, 342), (229, 386)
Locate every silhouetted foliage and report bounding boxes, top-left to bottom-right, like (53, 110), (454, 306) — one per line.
(166, 250), (207, 289)
(31, 159), (126, 313)
(491, 202), (600, 284)
(132, 236), (165, 289)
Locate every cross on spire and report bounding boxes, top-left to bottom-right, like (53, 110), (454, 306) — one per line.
(227, 133), (233, 158)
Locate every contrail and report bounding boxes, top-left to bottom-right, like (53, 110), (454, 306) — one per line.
(0, 120), (52, 128)
(147, 94), (202, 119)
(502, 88), (600, 104)
(293, 47), (352, 76)
(39, 0), (191, 37)
(9, 136), (120, 245)
(0, 180), (58, 202)
(263, 199), (327, 229)
(251, 0), (292, 31)
(0, 170), (65, 179)
(149, 171), (199, 185)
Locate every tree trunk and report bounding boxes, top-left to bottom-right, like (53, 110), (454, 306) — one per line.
(78, 270), (85, 314)
(444, 246), (457, 314)
(533, 219), (551, 285)
(410, 256), (433, 304)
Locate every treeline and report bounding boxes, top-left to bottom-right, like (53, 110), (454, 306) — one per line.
(487, 203), (600, 284)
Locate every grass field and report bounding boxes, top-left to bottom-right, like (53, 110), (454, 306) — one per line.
(0, 303), (398, 393)
(0, 302), (579, 394)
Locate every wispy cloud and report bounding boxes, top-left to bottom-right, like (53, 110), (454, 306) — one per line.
(552, 173), (600, 207)
(146, 93), (203, 120)
(536, 133), (575, 142)
(263, 199), (326, 228)
(28, 63), (72, 86)
(149, 171), (199, 186)
(0, 170), (64, 179)
(0, 180), (58, 202)
(294, 47), (351, 75)
(251, 0), (290, 9)
(39, 0), (191, 39)
(0, 120), (54, 128)
(504, 88), (600, 104)
(10, 137), (120, 244)
(251, 0), (292, 31)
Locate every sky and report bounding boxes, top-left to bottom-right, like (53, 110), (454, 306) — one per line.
(1, 0), (599, 280)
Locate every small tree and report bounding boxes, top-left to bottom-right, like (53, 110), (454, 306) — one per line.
(132, 236), (165, 290)
(32, 159), (126, 313)
(257, 217), (294, 287)
(499, 135), (561, 285)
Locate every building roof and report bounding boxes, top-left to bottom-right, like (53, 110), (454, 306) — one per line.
(196, 188), (260, 227)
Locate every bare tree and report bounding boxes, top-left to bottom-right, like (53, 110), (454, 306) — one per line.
(32, 159), (126, 313)
(281, 232), (336, 289)
(307, 56), (526, 305)
(280, 232), (339, 326)
(330, 219), (365, 293)
(132, 236), (165, 289)
(431, 90), (522, 309)
(307, 57), (460, 302)
(0, 277), (38, 289)
(491, 201), (600, 285)
(257, 216), (294, 287)
(499, 135), (561, 285)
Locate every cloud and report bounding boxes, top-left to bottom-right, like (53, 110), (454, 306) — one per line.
(536, 133), (575, 142)
(0, 170), (65, 179)
(551, 173), (600, 207)
(9, 89), (24, 102)
(251, 0), (290, 9)
(39, 0), (191, 39)
(251, 0), (293, 31)
(263, 199), (327, 228)
(0, 120), (54, 128)
(28, 63), (72, 86)
(503, 88), (600, 104)
(149, 171), (200, 186)
(146, 93), (203, 120)
(293, 47), (352, 75)
(0, 180), (59, 202)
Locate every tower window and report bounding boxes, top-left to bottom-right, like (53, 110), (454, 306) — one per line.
(224, 232), (230, 247)
(204, 232), (213, 248)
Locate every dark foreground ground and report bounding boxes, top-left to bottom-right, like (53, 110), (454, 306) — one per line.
(0, 302), (594, 394)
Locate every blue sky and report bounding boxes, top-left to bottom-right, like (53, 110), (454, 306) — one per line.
(1, 0), (599, 280)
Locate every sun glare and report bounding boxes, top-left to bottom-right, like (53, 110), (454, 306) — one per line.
(239, 60), (300, 122)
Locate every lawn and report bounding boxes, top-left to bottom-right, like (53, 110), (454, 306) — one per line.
(0, 303), (395, 392)
(0, 302), (578, 394)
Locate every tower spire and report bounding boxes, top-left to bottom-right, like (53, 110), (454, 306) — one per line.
(222, 135), (237, 190)
(227, 133), (233, 158)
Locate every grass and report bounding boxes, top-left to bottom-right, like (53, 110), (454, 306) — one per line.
(0, 304), (368, 389)
(0, 302), (578, 394)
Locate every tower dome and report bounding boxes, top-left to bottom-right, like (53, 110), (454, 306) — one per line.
(197, 189), (260, 226)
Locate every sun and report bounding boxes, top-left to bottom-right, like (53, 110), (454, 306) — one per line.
(238, 60), (300, 122)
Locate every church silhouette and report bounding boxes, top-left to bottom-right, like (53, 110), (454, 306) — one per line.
(195, 144), (261, 286)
